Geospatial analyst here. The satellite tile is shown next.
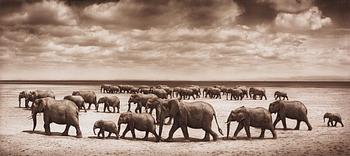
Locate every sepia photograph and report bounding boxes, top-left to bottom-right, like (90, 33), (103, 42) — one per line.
(0, 0), (349, 155)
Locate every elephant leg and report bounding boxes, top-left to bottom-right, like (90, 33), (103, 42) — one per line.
(334, 121), (338, 127)
(88, 103), (92, 109)
(294, 120), (301, 130)
(73, 124), (82, 138)
(127, 103), (131, 112)
(203, 131), (210, 141)
(97, 129), (102, 138)
(113, 106), (116, 113)
(259, 129), (265, 139)
(327, 120), (331, 127)
(82, 104), (87, 112)
(281, 117), (287, 130)
(103, 104), (107, 112)
(166, 124), (180, 141)
(121, 125), (130, 138)
(233, 123), (244, 139)
(44, 123), (51, 135)
(151, 129), (160, 142)
(270, 128), (277, 139)
(131, 128), (136, 139)
(62, 124), (70, 136)
(107, 105), (112, 113)
(286, 96), (289, 100)
(304, 118), (312, 130)
(275, 96), (278, 100)
(107, 132), (112, 138)
(143, 131), (149, 140)
(244, 125), (251, 139)
(180, 125), (189, 140)
(273, 116), (281, 128)
(117, 106), (120, 113)
(264, 94), (267, 100)
(340, 121), (344, 127)
(206, 128), (218, 141)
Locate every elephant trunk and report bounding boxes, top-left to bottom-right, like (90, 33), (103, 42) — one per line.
(32, 113), (37, 132)
(323, 117), (326, 123)
(117, 124), (121, 138)
(226, 122), (230, 139)
(93, 125), (97, 135)
(159, 116), (165, 138)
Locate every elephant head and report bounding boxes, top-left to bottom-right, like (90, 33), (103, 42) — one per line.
(274, 91), (278, 98)
(323, 113), (332, 122)
(97, 97), (108, 111)
(226, 106), (249, 138)
(31, 98), (50, 131)
(268, 101), (284, 114)
(117, 112), (133, 136)
(128, 94), (140, 104)
(158, 99), (184, 138)
(19, 91), (29, 107)
(93, 120), (103, 135)
(72, 91), (80, 96)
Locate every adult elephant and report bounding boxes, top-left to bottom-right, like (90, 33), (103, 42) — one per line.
(118, 85), (134, 93)
(226, 106), (276, 139)
(130, 87), (139, 94)
(31, 97), (82, 138)
(274, 91), (288, 100)
(208, 88), (221, 99)
(97, 96), (120, 113)
(269, 100), (312, 130)
(72, 91), (97, 110)
(235, 86), (249, 98)
(28, 90), (55, 107)
(64, 95), (87, 112)
(178, 88), (196, 100)
(100, 84), (112, 93)
(128, 94), (158, 113)
(109, 86), (120, 94)
(140, 87), (151, 94)
(249, 87), (267, 100)
(226, 88), (243, 100)
(158, 99), (223, 141)
(150, 88), (168, 99)
(188, 86), (201, 98)
(19, 91), (31, 108)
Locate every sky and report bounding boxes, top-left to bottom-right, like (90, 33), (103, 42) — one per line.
(0, 0), (349, 81)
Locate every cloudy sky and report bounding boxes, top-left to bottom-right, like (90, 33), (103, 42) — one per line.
(0, 0), (349, 81)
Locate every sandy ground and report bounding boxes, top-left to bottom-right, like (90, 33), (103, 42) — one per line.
(0, 84), (349, 156)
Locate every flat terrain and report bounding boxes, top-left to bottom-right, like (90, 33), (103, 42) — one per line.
(0, 84), (349, 155)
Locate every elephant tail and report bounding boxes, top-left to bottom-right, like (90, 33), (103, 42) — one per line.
(213, 113), (223, 135)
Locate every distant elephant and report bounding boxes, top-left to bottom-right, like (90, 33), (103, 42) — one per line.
(118, 85), (134, 93)
(235, 86), (249, 98)
(150, 88), (168, 99)
(117, 112), (160, 142)
(31, 97), (82, 138)
(324, 113), (344, 127)
(128, 94), (158, 113)
(249, 87), (267, 100)
(97, 96), (120, 113)
(226, 88), (243, 100)
(140, 87), (151, 94)
(188, 86), (201, 98)
(64, 95), (87, 112)
(93, 120), (119, 139)
(72, 91), (97, 110)
(178, 88), (196, 100)
(159, 99), (223, 141)
(28, 90), (55, 107)
(130, 87), (139, 94)
(100, 84), (112, 93)
(161, 87), (173, 98)
(202, 87), (210, 98)
(208, 88), (221, 99)
(19, 91), (31, 108)
(109, 86), (120, 93)
(226, 106), (276, 139)
(274, 91), (288, 100)
(269, 100), (312, 130)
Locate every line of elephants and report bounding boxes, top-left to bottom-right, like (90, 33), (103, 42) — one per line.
(18, 84), (343, 142)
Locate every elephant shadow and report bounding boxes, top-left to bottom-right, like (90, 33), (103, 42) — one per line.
(22, 130), (75, 137)
(161, 137), (220, 142)
(275, 128), (310, 131)
(222, 137), (276, 141)
(88, 136), (119, 139)
(119, 137), (159, 142)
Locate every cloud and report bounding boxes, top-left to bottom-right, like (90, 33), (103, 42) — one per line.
(261, 0), (314, 13)
(0, 0), (77, 26)
(275, 7), (332, 30)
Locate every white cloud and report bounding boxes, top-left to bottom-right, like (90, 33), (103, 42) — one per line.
(275, 7), (332, 30)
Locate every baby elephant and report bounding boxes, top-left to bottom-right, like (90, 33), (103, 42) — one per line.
(97, 96), (120, 113)
(93, 120), (119, 139)
(269, 100), (312, 130)
(274, 91), (288, 100)
(117, 112), (160, 142)
(324, 113), (344, 127)
(226, 106), (277, 139)
(64, 95), (87, 112)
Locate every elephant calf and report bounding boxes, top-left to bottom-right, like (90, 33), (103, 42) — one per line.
(117, 112), (160, 142)
(64, 95), (87, 112)
(324, 112), (344, 127)
(274, 91), (288, 100)
(226, 106), (277, 139)
(93, 120), (119, 139)
(269, 100), (312, 130)
(97, 96), (120, 113)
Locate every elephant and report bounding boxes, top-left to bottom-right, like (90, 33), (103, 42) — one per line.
(100, 84), (112, 93)
(118, 85), (134, 93)
(97, 96), (120, 113)
(274, 91), (288, 100)
(28, 90), (55, 107)
(160, 87), (173, 98)
(31, 97), (82, 138)
(117, 112), (160, 142)
(178, 88), (196, 100)
(269, 100), (312, 130)
(226, 106), (277, 139)
(128, 94), (158, 113)
(324, 113), (344, 127)
(226, 88), (243, 100)
(19, 91), (31, 108)
(93, 120), (119, 139)
(249, 87), (267, 100)
(188, 86), (201, 98)
(130, 87), (139, 94)
(72, 91), (97, 110)
(158, 99), (223, 141)
(64, 95), (87, 112)
(140, 87), (151, 94)
(208, 88), (221, 99)
(150, 88), (168, 99)
(109, 86), (120, 94)
(145, 97), (172, 125)
(173, 87), (182, 98)
(235, 86), (249, 98)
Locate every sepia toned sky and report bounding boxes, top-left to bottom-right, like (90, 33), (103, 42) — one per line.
(0, 0), (349, 81)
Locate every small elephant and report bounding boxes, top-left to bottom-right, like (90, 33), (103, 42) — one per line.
(128, 94), (158, 113)
(269, 100), (312, 130)
(117, 112), (160, 142)
(159, 99), (223, 141)
(274, 91), (288, 100)
(100, 84), (112, 93)
(64, 95), (87, 112)
(19, 91), (31, 108)
(93, 120), (119, 139)
(31, 97), (82, 138)
(324, 113), (344, 127)
(249, 87), (267, 100)
(226, 88), (243, 100)
(97, 96), (120, 113)
(72, 91), (97, 110)
(226, 106), (277, 139)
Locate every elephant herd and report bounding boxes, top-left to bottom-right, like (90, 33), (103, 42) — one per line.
(18, 84), (344, 142)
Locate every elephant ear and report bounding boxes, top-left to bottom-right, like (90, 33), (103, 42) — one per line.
(278, 101), (286, 114)
(36, 98), (46, 112)
(169, 99), (180, 117)
(237, 108), (249, 122)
